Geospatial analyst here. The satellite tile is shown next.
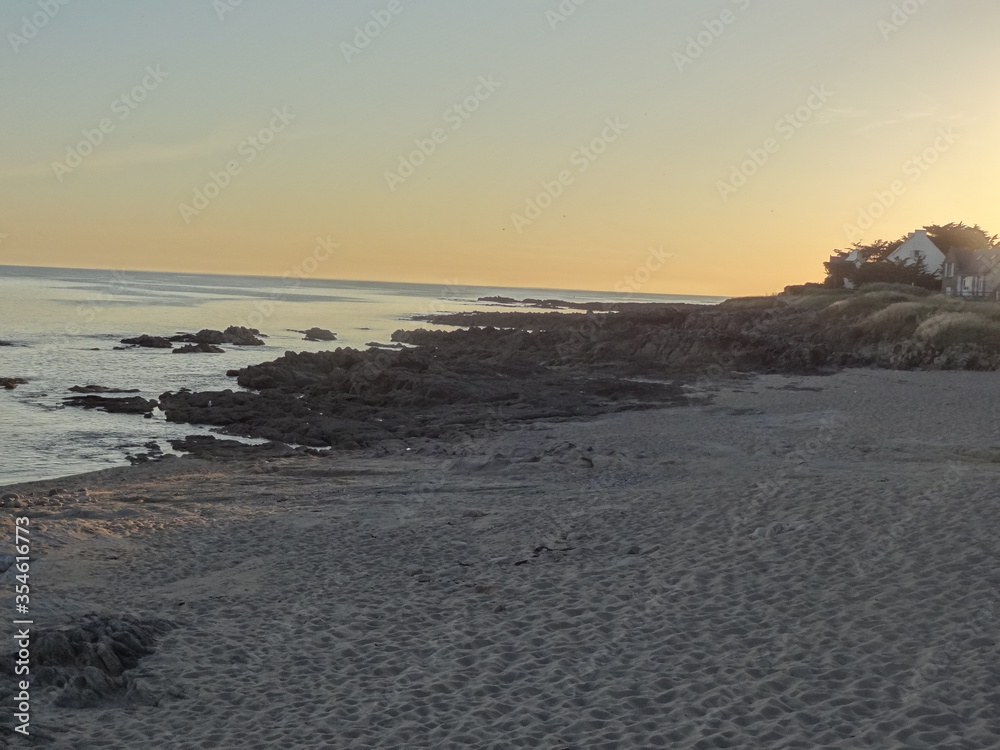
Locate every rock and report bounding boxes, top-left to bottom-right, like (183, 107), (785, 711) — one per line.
(31, 614), (175, 708)
(366, 341), (404, 349)
(0, 493), (22, 508)
(120, 335), (172, 348)
(1, 377), (28, 389)
(167, 434), (297, 460)
(296, 327), (337, 342)
(69, 385), (141, 394)
(222, 325), (266, 345)
(169, 326), (265, 346)
(0, 553), (16, 573)
(405, 566), (424, 577)
(0, 340), (12, 346)
(63, 395), (158, 414)
(172, 343), (225, 354)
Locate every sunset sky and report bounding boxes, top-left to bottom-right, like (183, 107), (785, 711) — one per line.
(2, 0), (998, 296)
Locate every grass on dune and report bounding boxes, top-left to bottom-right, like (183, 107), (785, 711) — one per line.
(914, 311), (1000, 348)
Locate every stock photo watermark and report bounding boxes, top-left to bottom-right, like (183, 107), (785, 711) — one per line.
(546, 0), (587, 30)
(673, 0), (752, 73)
(843, 126), (959, 243)
(64, 269), (131, 335)
(878, 0), (931, 40)
(235, 236), (338, 329)
(51, 65), (169, 183)
(384, 75), (501, 192)
(341, 0), (411, 63)
(510, 116), (628, 233)
(717, 85), (833, 202)
(178, 106), (296, 223)
(613, 246), (673, 294)
(7, 0), (72, 54)
(212, 0), (247, 22)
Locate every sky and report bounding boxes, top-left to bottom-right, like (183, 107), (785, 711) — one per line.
(1, 0), (998, 297)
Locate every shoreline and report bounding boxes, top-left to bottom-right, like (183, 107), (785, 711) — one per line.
(4, 368), (1000, 747)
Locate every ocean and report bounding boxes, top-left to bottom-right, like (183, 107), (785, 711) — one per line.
(0, 265), (725, 485)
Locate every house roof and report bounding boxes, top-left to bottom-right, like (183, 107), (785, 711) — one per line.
(887, 230), (946, 267)
(946, 247), (1000, 276)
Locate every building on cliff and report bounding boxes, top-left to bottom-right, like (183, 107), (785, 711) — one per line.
(826, 229), (945, 289)
(885, 229), (946, 273)
(941, 247), (1000, 299)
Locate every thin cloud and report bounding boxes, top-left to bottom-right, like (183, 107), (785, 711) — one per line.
(0, 125), (317, 181)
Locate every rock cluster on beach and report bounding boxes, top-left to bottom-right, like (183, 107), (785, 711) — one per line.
(148, 290), (1000, 449)
(120, 326), (266, 352)
(157, 339), (685, 448)
(3, 615), (177, 709)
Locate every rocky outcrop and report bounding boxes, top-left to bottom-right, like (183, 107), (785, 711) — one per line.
(156, 340), (685, 448)
(120, 335), (172, 348)
(173, 343), (225, 354)
(169, 326), (265, 346)
(121, 326), (265, 350)
(69, 385), (141, 394)
(293, 327), (337, 341)
(1, 615), (176, 709)
(151, 295), (1000, 451)
(0, 377), (27, 390)
(168, 435), (305, 460)
(63, 395), (158, 414)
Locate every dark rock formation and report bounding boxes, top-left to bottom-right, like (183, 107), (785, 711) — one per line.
(63, 395), (158, 414)
(69, 385), (141, 394)
(173, 343), (225, 354)
(0, 377), (27, 390)
(0, 614), (176, 709)
(294, 327), (337, 341)
(157, 338), (686, 448)
(153, 294), (1000, 452)
(120, 335), (172, 348)
(169, 326), (265, 346)
(168, 435), (305, 460)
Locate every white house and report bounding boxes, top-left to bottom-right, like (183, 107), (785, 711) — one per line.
(885, 229), (946, 274)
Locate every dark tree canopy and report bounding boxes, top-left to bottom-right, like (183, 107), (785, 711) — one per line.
(924, 222), (997, 252)
(824, 221), (997, 289)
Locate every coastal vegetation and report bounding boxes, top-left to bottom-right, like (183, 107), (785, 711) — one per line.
(824, 222), (997, 289)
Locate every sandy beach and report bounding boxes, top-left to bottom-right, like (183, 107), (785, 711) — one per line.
(4, 367), (1000, 748)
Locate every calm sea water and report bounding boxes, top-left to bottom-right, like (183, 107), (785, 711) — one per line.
(0, 265), (725, 485)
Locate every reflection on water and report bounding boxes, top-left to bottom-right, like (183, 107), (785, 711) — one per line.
(0, 265), (725, 485)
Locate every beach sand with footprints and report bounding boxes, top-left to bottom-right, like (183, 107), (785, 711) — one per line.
(4, 368), (1000, 748)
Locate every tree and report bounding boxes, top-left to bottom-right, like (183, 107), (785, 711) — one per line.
(824, 222), (997, 289)
(848, 253), (939, 290)
(924, 222), (997, 253)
